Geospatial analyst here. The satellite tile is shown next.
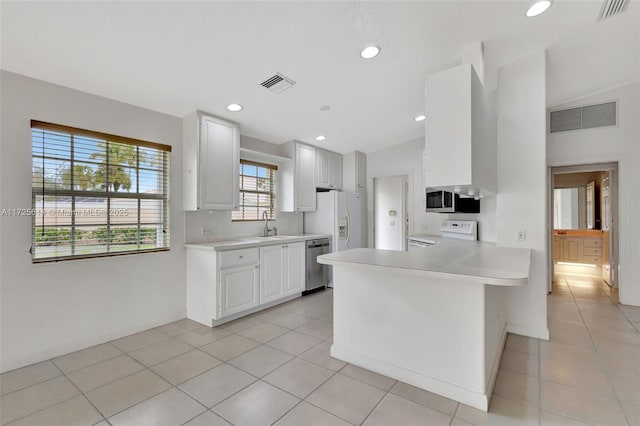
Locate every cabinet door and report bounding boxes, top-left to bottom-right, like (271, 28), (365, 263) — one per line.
(563, 238), (582, 262)
(329, 152), (343, 189)
(260, 245), (285, 304)
(295, 143), (317, 212)
(284, 242), (305, 296)
(553, 237), (562, 261)
(220, 264), (259, 317)
(199, 114), (239, 210)
(316, 150), (330, 188)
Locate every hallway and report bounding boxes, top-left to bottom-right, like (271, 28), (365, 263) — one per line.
(535, 270), (640, 424)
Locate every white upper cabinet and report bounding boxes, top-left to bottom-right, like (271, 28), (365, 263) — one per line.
(316, 149), (343, 190)
(316, 149), (330, 188)
(183, 111), (239, 210)
(424, 63), (496, 196)
(329, 151), (343, 189)
(341, 151), (366, 193)
(279, 141), (317, 212)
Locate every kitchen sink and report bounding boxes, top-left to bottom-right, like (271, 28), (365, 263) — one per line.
(258, 235), (295, 240)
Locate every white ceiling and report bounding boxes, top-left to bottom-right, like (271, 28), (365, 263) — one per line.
(1, 1), (638, 153)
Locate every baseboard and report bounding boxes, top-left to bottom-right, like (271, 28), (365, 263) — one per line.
(1, 311), (185, 373)
(330, 345), (490, 411)
(507, 323), (550, 341)
(211, 293), (301, 327)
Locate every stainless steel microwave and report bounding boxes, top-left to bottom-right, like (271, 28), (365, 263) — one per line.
(426, 189), (480, 213)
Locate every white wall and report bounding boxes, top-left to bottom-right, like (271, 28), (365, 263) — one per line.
(496, 51), (549, 340)
(366, 137), (497, 248)
(0, 71), (186, 372)
(373, 176), (405, 250)
(548, 81), (640, 306)
(184, 135), (303, 242)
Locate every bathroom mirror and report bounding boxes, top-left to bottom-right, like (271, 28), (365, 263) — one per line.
(553, 182), (597, 230)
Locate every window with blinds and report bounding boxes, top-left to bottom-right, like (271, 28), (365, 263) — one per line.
(31, 120), (171, 262)
(232, 160), (277, 221)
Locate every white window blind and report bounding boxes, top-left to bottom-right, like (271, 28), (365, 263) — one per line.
(232, 160), (277, 221)
(31, 120), (171, 262)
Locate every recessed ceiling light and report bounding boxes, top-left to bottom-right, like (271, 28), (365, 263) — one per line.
(526, 0), (551, 17)
(360, 45), (381, 59)
(226, 103), (243, 112)
(414, 115), (426, 122)
(316, 135), (326, 141)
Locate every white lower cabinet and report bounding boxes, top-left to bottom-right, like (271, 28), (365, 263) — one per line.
(220, 264), (260, 317)
(260, 242), (305, 303)
(284, 242), (305, 296)
(260, 245), (285, 304)
(186, 241), (306, 327)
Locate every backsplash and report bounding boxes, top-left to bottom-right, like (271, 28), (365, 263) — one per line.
(184, 210), (303, 242)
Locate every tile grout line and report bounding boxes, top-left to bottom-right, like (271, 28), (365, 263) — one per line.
(273, 363), (359, 426)
(265, 373), (337, 426)
(559, 273), (633, 426)
(54, 360), (110, 425)
(539, 274), (601, 426)
(0, 298), (330, 425)
(51, 342), (126, 376)
(0, 362), (107, 426)
(358, 387), (391, 426)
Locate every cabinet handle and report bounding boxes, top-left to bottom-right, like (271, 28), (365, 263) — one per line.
(255, 265), (259, 269)
(239, 255), (243, 259)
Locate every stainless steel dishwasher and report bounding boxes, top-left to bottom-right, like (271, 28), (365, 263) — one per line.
(305, 238), (330, 292)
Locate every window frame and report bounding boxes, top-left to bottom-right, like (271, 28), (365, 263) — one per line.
(232, 159), (277, 222)
(30, 120), (171, 263)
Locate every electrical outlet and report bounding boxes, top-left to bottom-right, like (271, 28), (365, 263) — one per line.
(202, 226), (214, 237)
(516, 230), (526, 241)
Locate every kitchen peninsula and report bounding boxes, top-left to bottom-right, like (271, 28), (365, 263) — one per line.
(318, 242), (531, 411)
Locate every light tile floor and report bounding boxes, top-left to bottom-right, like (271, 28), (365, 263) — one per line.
(2, 273), (639, 425)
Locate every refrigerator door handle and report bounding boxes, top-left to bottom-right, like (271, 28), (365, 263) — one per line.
(345, 210), (351, 248)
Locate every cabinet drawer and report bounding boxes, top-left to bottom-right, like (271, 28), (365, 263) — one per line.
(219, 248), (259, 268)
(583, 255), (601, 264)
(583, 238), (602, 248)
(583, 247), (602, 256)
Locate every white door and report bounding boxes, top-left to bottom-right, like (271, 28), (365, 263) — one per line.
(374, 175), (407, 250)
(284, 243), (305, 296)
(220, 264), (259, 317)
(260, 245), (284, 303)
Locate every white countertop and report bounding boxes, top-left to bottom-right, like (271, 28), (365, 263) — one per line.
(318, 239), (531, 286)
(184, 234), (331, 251)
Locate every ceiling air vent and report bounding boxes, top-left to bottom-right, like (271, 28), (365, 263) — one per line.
(260, 73), (296, 94)
(598, 0), (629, 20)
(550, 102), (617, 133)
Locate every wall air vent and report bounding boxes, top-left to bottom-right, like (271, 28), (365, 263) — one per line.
(260, 73), (296, 94)
(550, 102), (616, 133)
(598, 0), (629, 20)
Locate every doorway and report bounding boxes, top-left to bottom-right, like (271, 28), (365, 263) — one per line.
(549, 163), (619, 293)
(373, 175), (408, 250)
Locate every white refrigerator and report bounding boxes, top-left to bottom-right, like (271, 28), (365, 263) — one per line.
(304, 191), (364, 252)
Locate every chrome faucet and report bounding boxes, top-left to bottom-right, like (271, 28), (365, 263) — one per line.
(262, 211), (277, 237)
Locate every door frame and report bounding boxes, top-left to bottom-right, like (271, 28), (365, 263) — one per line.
(548, 162), (619, 291)
(372, 171), (412, 250)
